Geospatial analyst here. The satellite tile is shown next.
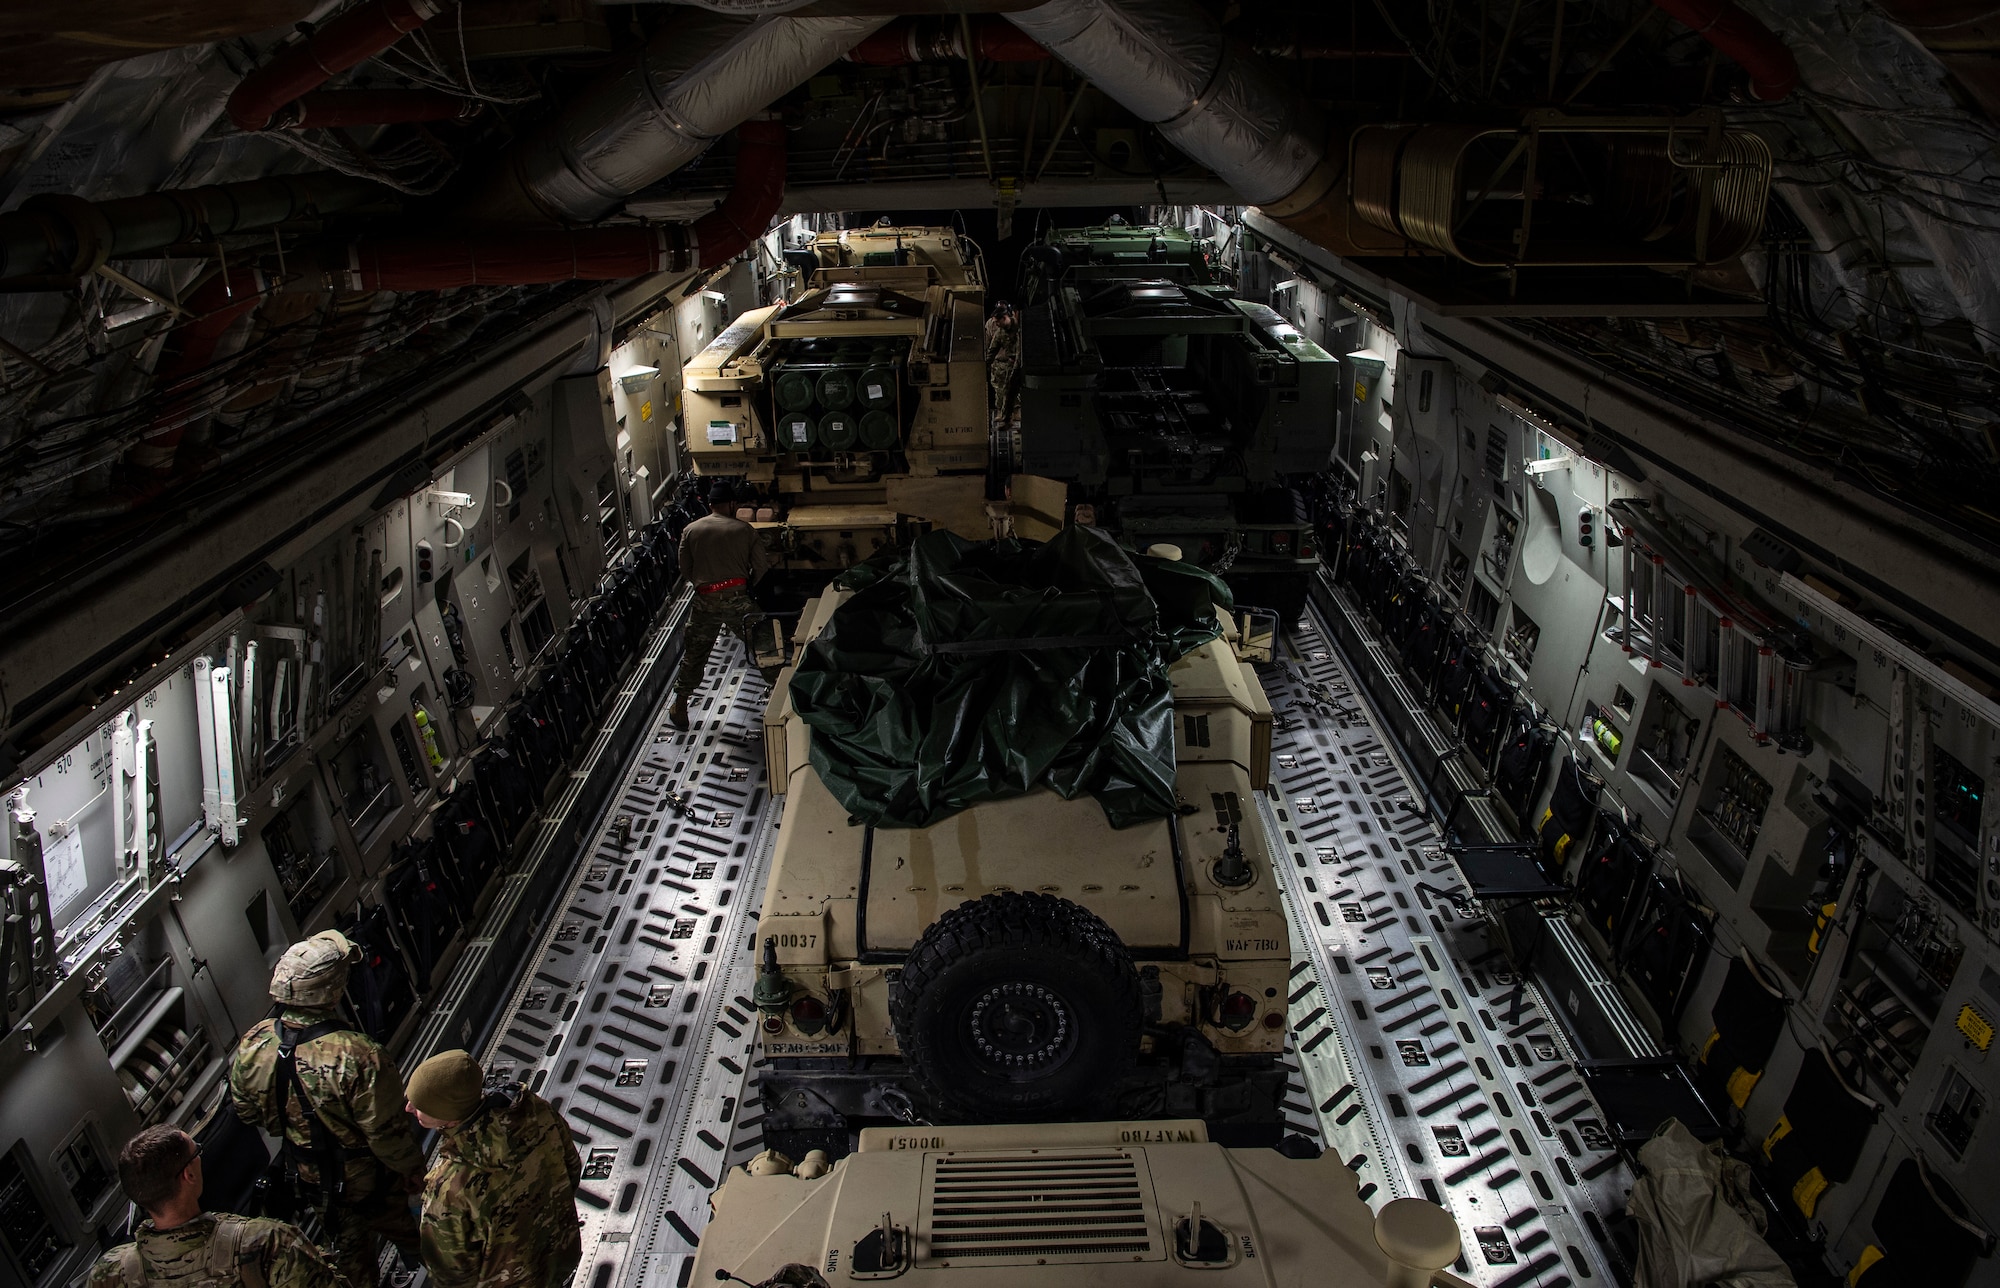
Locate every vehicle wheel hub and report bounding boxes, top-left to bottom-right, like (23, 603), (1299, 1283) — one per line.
(967, 981), (1073, 1072)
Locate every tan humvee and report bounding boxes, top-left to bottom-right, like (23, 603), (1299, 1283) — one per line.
(693, 1120), (1469, 1288)
(751, 589), (1288, 1156)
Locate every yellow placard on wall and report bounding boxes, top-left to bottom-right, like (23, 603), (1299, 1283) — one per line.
(1957, 1004), (1993, 1051)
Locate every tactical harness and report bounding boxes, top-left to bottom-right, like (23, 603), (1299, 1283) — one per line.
(112, 1218), (268, 1288)
(255, 1012), (353, 1233)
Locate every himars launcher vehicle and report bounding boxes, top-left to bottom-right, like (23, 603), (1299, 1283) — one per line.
(1013, 224), (1334, 621)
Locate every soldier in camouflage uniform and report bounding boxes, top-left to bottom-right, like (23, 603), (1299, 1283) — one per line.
(984, 301), (1020, 431)
(406, 1050), (582, 1288)
(89, 1124), (347, 1288)
(670, 481), (777, 731)
(229, 932), (425, 1288)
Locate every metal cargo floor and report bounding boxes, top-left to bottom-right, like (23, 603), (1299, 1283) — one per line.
(474, 612), (1638, 1288)
(1254, 611), (1635, 1288)
(473, 638), (782, 1288)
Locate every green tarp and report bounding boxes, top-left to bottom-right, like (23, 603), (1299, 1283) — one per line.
(788, 526), (1232, 830)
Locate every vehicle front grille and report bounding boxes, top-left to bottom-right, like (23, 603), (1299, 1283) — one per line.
(921, 1150), (1156, 1262)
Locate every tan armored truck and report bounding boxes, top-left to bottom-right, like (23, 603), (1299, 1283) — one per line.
(751, 583), (1288, 1157)
(681, 226), (992, 578)
(694, 1120), (1467, 1288)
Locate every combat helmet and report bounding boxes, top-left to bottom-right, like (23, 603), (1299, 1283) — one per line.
(270, 930), (359, 1007)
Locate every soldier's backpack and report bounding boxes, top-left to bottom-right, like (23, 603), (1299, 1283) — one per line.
(112, 1216), (269, 1288)
(193, 1095), (270, 1221)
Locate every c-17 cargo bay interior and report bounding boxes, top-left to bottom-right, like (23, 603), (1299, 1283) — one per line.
(0, 4), (1997, 1288)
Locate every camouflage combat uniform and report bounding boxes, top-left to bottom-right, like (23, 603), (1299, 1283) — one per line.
(984, 312), (1020, 430)
(229, 1008), (424, 1288)
(88, 1213), (348, 1288)
(419, 1083), (583, 1288)
(676, 513), (777, 705)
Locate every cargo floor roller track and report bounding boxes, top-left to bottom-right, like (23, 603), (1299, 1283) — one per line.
(478, 614), (1638, 1288)
(1258, 608), (1635, 1288)
(473, 636), (785, 1288)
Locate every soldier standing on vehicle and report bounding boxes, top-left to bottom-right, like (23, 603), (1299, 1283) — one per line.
(405, 1050), (582, 1288)
(670, 481), (775, 731)
(89, 1124), (347, 1288)
(229, 932), (425, 1288)
(984, 300), (1021, 431)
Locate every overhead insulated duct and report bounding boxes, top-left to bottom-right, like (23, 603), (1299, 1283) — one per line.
(482, 12), (890, 225)
(636, 0), (816, 10)
(846, 17), (1050, 65)
(1649, 0), (1799, 102)
(227, 0), (449, 131)
(1006, 0), (1775, 268)
(0, 173), (389, 281)
(1867, 0), (1999, 118)
(344, 119), (786, 289)
(1346, 113), (1772, 266)
(1003, 0), (1340, 210)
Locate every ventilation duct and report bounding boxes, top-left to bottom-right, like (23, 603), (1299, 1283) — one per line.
(1006, 0), (1778, 267)
(0, 174), (389, 281)
(846, 17), (1050, 65)
(1866, 1), (1999, 118)
(342, 119), (786, 289)
(481, 12), (889, 225)
(1004, 0), (1339, 210)
(636, 0), (816, 10)
(1346, 113), (1772, 267)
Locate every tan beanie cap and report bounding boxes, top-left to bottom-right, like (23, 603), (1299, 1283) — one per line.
(407, 1050), (485, 1122)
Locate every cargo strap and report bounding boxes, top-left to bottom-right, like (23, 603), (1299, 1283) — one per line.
(269, 1014), (354, 1228)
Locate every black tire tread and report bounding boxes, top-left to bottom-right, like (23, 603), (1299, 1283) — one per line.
(892, 891), (1141, 1118)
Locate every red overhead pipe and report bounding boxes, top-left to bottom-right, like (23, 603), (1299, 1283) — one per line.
(130, 266), (266, 476)
(970, 20), (1052, 63)
(281, 89), (479, 129)
(227, 0), (446, 132)
(347, 226), (674, 291)
(689, 120), (788, 270)
(1650, 0), (1799, 100)
(847, 16), (1050, 66)
(343, 121), (788, 291)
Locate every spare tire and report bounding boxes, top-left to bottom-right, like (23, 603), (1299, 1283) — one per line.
(892, 891), (1140, 1119)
